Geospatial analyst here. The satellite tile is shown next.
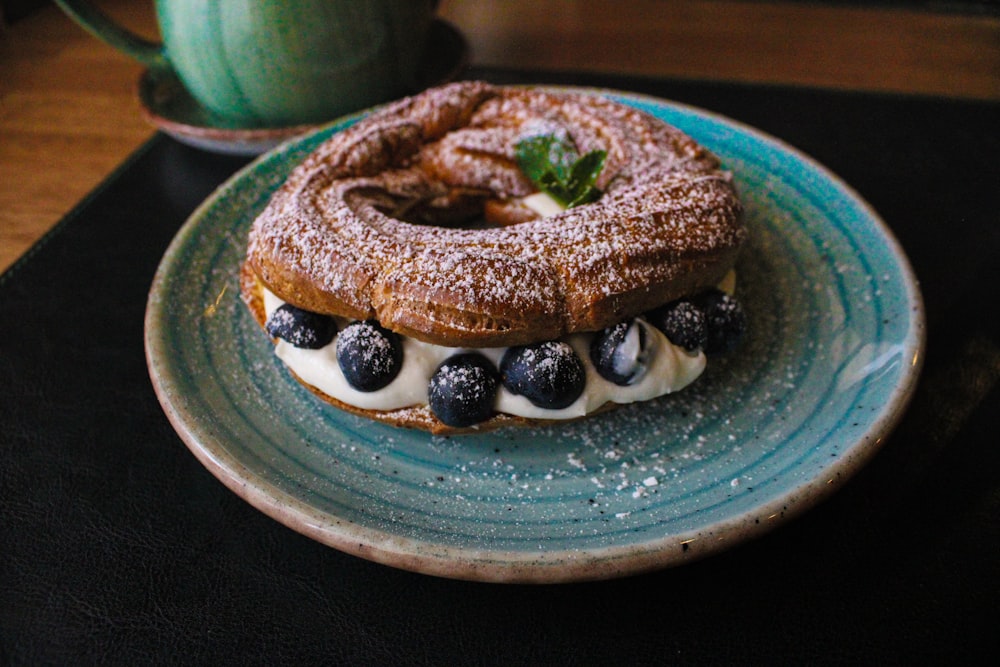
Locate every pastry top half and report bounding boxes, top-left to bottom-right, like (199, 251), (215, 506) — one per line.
(246, 81), (746, 348)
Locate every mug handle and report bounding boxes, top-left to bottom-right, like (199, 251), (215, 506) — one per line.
(54, 0), (169, 72)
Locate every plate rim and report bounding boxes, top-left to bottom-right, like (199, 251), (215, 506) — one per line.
(145, 85), (926, 583)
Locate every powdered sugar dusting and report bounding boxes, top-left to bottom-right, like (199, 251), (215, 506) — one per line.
(248, 82), (745, 345)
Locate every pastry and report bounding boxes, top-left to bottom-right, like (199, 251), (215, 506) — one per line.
(241, 82), (748, 434)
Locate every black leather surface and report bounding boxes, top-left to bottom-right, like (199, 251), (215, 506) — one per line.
(2, 68), (997, 665)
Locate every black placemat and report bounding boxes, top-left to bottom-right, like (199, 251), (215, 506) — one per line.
(2, 68), (997, 665)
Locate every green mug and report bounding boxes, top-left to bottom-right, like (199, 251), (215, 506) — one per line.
(55, 0), (438, 126)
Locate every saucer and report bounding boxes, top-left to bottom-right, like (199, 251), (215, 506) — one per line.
(137, 20), (469, 156)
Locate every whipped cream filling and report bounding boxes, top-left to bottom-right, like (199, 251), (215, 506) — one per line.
(521, 191), (566, 218)
(261, 289), (708, 421)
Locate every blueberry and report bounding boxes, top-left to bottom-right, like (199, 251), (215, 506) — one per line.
(647, 300), (708, 352)
(590, 319), (653, 386)
(696, 289), (747, 354)
(428, 353), (499, 427)
(265, 303), (338, 349)
(500, 341), (586, 410)
(335, 320), (403, 391)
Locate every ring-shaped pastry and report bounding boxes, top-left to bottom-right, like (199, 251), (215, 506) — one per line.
(242, 82), (747, 433)
(246, 82), (745, 348)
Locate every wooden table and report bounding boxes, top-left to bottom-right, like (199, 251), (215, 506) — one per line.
(2, 0), (998, 273)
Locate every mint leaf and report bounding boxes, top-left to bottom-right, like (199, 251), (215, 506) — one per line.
(515, 134), (606, 208)
(566, 149), (606, 207)
(515, 135), (559, 184)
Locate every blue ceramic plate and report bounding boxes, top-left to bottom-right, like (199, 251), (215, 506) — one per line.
(145, 88), (925, 583)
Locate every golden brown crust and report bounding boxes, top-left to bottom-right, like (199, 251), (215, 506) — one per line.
(483, 198), (539, 226)
(246, 82), (746, 348)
